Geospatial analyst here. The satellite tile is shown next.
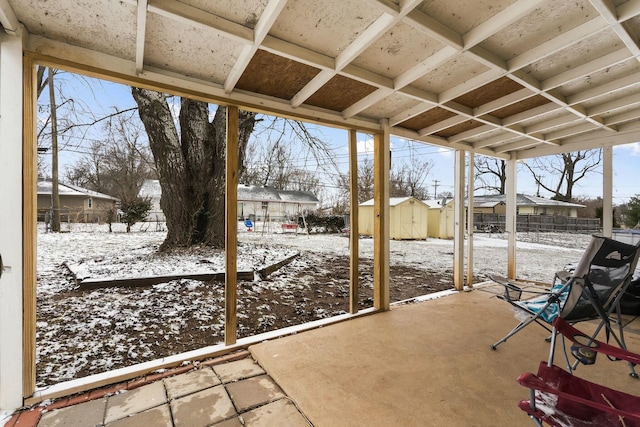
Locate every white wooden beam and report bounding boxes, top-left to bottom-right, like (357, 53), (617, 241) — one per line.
(474, 88), (533, 117)
(342, 88), (393, 118)
(223, 0), (287, 93)
(587, 92), (640, 116)
(135, 0), (148, 74)
(225, 106), (239, 345)
(453, 149), (465, 290)
(393, 46), (457, 89)
(507, 17), (608, 71)
(618, 0), (640, 21)
(0, 30), (25, 412)
(567, 73), (640, 105)
(463, 0), (544, 49)
(0, 0), (19, 34)
(149, 0), (253, 43)
(373, 120), (390, 310)
(419, 115), (468, 136)
(467, 152), (474, 288)
(602, 145), (613, 237)
(448, 124), (497, 144)
(348, 129), (359, 314)
(541, 48), (631, 91)
(505, 158), (517, 279)
(472, 132), (520, 150)
(590, 0), (640, 57)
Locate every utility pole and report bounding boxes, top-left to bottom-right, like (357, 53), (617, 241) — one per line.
(432, 179), (440, 199)
(48, 68), (61, 232)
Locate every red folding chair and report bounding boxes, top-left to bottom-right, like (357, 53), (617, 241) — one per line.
(517, 317), (640, 427)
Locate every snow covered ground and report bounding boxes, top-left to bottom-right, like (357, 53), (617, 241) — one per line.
(34, 221), (590, 388)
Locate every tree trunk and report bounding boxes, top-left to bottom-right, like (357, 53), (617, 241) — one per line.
(131, 88), (257, 250)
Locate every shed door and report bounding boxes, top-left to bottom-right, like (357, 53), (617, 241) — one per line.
(400, 201), (418, 239)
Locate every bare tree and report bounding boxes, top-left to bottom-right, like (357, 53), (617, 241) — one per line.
(132, 88), (258, 250)
(389, 159), (433, 199)
(65, 110), (155, 202)
(522, 150), (602, 201)
(474, 156), (506, 194)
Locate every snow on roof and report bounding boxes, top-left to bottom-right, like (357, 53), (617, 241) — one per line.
(277, 190), (320, 203)
(360, 197), (428, 207)
(139, 180), (319, 204)
(139, 179), (162, 198)
(37, 180), (119, 201)
(472, 193), (584, 208)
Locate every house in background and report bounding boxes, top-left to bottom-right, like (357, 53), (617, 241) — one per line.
(139, 180), (320, 222)
(359, 197), (429, 240)
(37, 180), (118, 223)
(238, 185), (320, 221)
(425, 194), (587, 238)
(138, 179), (165, 222)
(471, 194), (584, 217)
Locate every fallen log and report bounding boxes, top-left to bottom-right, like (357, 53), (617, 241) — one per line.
(76, 252), (300, 290)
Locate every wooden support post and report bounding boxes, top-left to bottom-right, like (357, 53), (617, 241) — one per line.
(0, 30), (27, 410)
(348, 129), (359, 314)
(225, 106), (239, 346)
(453, 150), (465, 291)
(373, 121), (390, 311)
(467, 152), (474, 288)
(506, 158), (517, 279)
(602, 146), (613, 238)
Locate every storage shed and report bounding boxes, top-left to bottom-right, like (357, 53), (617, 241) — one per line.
(359, 197), (428, 240)
(424, 199), (455, 239)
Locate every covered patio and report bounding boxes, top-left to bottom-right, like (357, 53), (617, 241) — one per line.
(2, 0), (640, 418)
(8, 284), (640, 425)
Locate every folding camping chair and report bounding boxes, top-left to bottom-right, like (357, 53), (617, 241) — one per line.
(517, 317), (640, 427)
(490, 236), (640, 377)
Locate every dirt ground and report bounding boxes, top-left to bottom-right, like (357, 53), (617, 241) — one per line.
(36, 252), (454, 385)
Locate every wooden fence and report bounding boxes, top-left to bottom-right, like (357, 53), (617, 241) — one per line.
(473, 213), (601, 233)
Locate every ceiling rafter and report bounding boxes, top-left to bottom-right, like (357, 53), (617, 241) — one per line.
(0, 0), (19, 34)
(223, 0), (288, 93)
(590, 0), (640, 57)
(135, 0), (148, 74)
(290, 0), (423, 108)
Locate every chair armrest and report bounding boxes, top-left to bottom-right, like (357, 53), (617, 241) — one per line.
(518, 363), (640, 422)
(553, 317), (640, 365)
(555, 270), (572, 283)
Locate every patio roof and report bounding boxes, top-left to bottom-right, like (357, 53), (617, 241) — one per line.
(2, 0), (640, 158)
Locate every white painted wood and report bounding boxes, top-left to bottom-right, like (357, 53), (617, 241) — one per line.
(505, 158), (517, 279)
(568, 74), (640, 105)
(463, 0), (544, 49)
(224, 0), (287, 93)
(588, 92), (640, 116)
(342, 88), (392, 118)
(0, 0), (19, 33)
(393, 46), (457, 89)
(541, 49), (630, 91)
(507, 18), (608, 71)
(467, 152), (474, 288)
(603, 146), (613, 238)
(0, 30), (24, 412)
(474, 88), (533, 117)
(135, 0), (148, 74)
(453, 149), (465, 290)
(149, 0), (253, 44)
(419, 116), (468, 136)
(618, 0), (640, 21)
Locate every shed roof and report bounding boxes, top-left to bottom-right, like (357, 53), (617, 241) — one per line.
(5, 0), (640, 160)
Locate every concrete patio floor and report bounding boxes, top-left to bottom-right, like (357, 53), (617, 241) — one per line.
(7, 283), (640, 426)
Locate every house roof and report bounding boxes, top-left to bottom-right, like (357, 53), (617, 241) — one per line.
(471, 193), (585, 208)
(140, 180), (319, 204)
(5, 0), (640, 161)
(37, 180), (119, 201)
(360, 196), (428, 207)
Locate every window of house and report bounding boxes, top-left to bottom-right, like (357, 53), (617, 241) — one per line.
(88, 197), (93, 208)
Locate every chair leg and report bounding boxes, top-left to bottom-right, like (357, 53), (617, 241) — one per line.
(491, 315), (541, 350)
